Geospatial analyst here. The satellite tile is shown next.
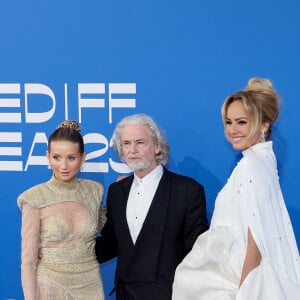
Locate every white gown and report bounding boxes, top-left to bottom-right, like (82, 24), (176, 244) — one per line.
(172, 142), (300, 300)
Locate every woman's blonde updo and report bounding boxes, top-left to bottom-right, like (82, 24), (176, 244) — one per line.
(221, 77), (280, 148)
(245, 77), (280, 125)
(48, 120), (84, 154)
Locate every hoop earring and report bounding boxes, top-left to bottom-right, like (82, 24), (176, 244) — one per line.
(260, 130), (266, 143)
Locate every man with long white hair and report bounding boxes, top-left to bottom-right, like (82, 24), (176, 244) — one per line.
(96, 113), (208, 300)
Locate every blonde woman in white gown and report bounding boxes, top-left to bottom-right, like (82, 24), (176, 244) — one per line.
(172, 78), (300, 299)
(18, 121), (106, 299)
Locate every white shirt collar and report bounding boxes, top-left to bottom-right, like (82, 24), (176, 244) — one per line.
(133, 164), (163, 187)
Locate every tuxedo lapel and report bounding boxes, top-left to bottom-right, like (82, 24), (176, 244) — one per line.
(136, 170), (170, 246)
(122, 169), (171, 281)
(117, 176), (135, 248)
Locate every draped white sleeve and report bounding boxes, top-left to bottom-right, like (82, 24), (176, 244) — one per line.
(236, 142), (300, 299)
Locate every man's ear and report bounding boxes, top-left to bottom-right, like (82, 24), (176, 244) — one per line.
(155, 147), (160, 155)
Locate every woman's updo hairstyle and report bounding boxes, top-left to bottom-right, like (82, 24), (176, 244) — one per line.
(48, 120), (85, 154)
(245, 77), (280, 125)
(221, 77), (280, 148)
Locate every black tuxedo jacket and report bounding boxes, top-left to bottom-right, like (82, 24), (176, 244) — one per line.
(96, 168), (208, 300)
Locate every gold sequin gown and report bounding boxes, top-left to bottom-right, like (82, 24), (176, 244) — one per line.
(17, 176), (107, 300)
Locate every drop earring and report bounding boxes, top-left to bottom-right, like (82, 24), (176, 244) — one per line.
(260, 130), (265, 143)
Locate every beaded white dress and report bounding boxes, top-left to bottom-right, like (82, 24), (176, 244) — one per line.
(18, 176), (107, 300)
(172, 142), (300, 300)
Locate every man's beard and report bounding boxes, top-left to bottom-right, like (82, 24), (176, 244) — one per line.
(126, 159), (151, 172)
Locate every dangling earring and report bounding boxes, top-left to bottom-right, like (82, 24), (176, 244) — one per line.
(260, 130), (266, 143)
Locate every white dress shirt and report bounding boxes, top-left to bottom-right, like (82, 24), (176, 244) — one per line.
(126, 164), (163, 244)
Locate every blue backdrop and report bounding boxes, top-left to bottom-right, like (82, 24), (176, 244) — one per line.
(1, 1), (299, 299)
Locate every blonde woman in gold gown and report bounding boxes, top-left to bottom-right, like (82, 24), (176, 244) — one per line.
(18, 121), (106, 299)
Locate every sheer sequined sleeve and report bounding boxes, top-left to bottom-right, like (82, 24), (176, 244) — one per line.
(21, 203), (40, 300)
(98, 203), (107, 231)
